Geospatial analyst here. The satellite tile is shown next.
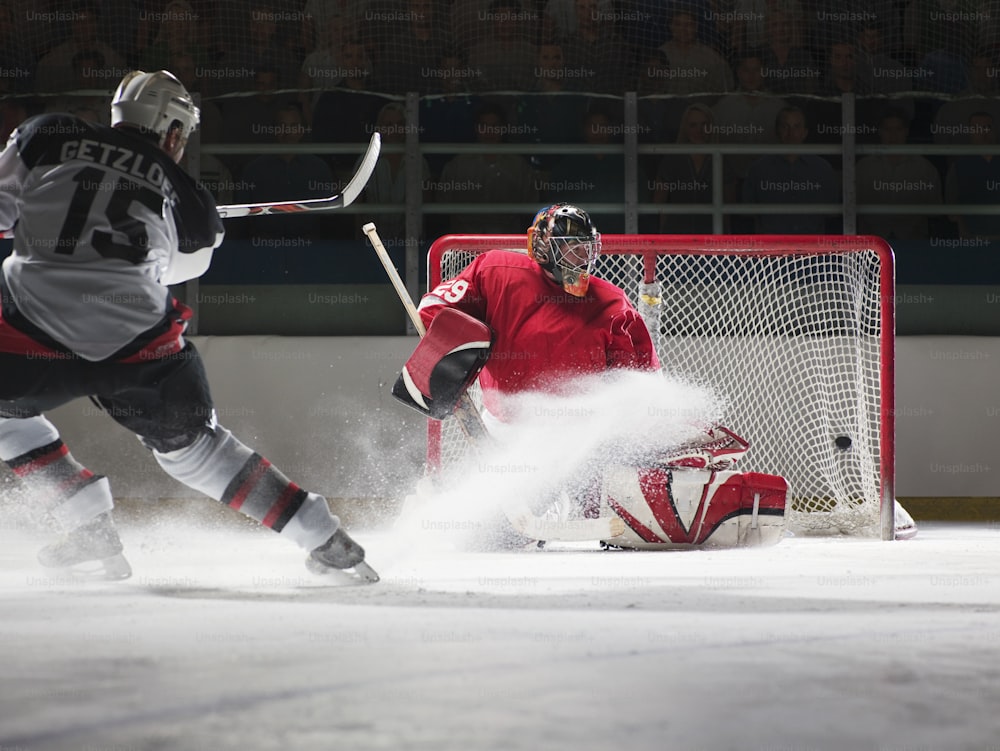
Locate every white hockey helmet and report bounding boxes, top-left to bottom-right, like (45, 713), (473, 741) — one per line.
(111, 70), (199, 144)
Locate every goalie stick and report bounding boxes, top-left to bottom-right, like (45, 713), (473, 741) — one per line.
(362, 221), (625, 543)
(216, 133), (380, 218)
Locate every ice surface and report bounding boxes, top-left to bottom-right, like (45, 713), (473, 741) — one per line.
(1, 516), (999, 751)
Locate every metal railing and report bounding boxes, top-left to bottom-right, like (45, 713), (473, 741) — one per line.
(197, 91), (1000, 328)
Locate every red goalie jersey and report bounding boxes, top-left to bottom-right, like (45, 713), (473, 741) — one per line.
(417, 249), (660, 421)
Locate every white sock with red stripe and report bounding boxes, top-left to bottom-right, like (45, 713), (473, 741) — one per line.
(153, 426), (338, 551)
(0, 416), (114, 529)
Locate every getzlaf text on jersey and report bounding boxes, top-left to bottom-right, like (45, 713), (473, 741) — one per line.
(0, 113), (221, 361)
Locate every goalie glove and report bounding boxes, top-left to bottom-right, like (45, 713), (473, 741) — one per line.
(657, 425), (750, 471)
(392, 308), (492, 419)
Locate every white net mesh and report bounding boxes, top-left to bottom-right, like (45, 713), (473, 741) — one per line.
(430, 235), (891, 537)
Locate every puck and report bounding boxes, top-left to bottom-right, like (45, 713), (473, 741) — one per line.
(834, 435), (852, 450)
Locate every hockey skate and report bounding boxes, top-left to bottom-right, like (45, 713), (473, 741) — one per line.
(37, 512), (133, 581)
(306, 527), (379, 583)
(895, 501), (918, 540)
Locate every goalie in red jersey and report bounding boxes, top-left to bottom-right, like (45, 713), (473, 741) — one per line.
(417, 203), (660, 427)
(394, 204), (789, 549)
(396, 204), (663, 541)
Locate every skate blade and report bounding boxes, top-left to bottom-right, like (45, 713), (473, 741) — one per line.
(305, 555), (380, 584)
(353, 561), (380, 583)
(40, 553), (133, 582)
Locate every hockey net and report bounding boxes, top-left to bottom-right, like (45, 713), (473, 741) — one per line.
(426, 234), (896, 540)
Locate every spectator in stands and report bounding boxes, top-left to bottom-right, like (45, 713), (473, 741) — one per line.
(302, 0), (368, 55)
(855, 108), (942, 240)
(298, 16), (354, 118)
(635, 49), (695, 144)
(620, 0), (722, 56)
(0, 0), (35, 93)
(467, 0), (538, 91)
(45, 50), (112, 125)
(163, 51), (232, 202)
(904, 0), (974, 94)
(657, 9), (733, 96)
(138, 0), (208, 71)
(915, 47), (970, 95)
(227, 3), (304, 90)
(531, 40), (585, 95)
(652, 103), (717, 233)
(554, 0), (633, 94)
(34, 1), (127, 93)
(419, 49), (483, 181)
(310, 40), (389, 174)
(545, 106), (635, 232)
(449, 0), (493, 52)
(168, 51), (223, 144)
(514, 42), (592, 170)
(742, 105), (839, 234)
(374, 0), (452, 94)
(712, 50), (787, 205)
(237, 103), (335, 240)
(945, 111), (1000, 238)
(189, 151), (236, 205)
(0, 73), (29, 143)
(819, 0), (901, 59)
(726, 0), (806, 58)
(618, 0), (671, 53)
(808, 39), (888, 147)
(759, 9), (819, 95)
(220, 66), (298, 175)
(932, 51), (1000, 145)
(132, 0), (171, 60)
(541, 0), (614, 41)
(809, 40), (885, 147)
(961, 50), (1000, 99)
(903, 0), (977, 67)
(817, 40), (869, 96)
(856, 22), (913, 96)
(358, 101), (432, 246)
(437, 102), (537, 233)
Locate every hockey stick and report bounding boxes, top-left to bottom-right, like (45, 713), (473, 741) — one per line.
(0, 135), (382, 240)
(362, 222), (624, 543)
(215, 132), (380, 218)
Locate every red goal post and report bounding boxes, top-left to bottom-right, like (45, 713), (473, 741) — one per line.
(426, 234), (896, 540)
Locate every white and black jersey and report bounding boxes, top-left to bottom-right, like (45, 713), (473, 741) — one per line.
(0, 113), (224, 361)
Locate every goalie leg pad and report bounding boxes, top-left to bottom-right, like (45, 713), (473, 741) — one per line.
(601, 467), (788, 549)
(657, 425), (751, 471)
(393, 308), (492, 419)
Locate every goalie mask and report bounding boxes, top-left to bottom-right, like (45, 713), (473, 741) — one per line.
(527, 204), (601, 297)
(111, 70), (200, 148)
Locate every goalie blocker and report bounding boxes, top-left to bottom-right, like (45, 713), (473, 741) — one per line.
(392, 308), (492, 419)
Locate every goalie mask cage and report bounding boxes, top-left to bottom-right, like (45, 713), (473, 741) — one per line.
(426, 234), (896, 541)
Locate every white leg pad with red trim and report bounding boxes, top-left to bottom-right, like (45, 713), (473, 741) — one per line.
(602, 467), (789, 549)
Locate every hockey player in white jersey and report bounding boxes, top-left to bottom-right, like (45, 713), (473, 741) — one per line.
(0, 70), (377, 581)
